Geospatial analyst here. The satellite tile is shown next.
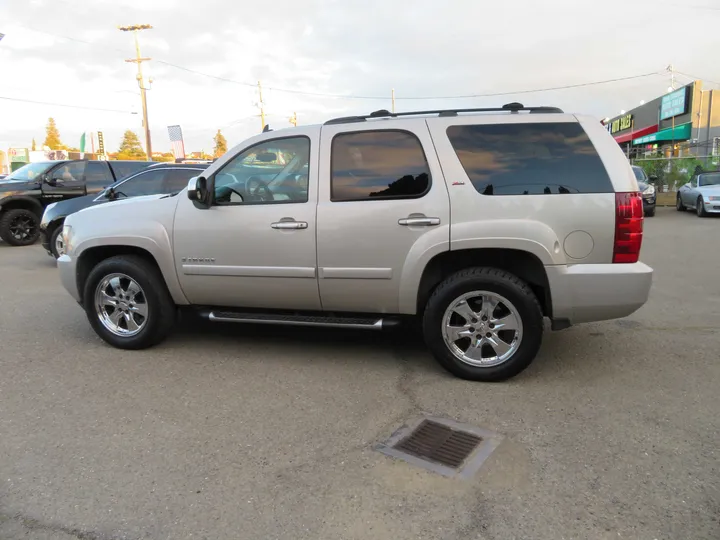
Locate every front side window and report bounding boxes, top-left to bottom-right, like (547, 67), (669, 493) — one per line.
(446, 123), (613, 195)
(213, 137), (310, 205)
(698, 173), (720, 187)
(50, 161), (86, 183)
(331, 130), (430, 202)
(163, 168), (204, 193)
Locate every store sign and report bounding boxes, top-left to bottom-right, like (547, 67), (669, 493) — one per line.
(660, 87), (688, 120)
(610, 114), (633, 134)
(97, 131), (105, 155)
(8, 148), (28, 162)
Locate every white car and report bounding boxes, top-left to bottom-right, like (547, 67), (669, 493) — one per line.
(676, 171), (720, 216)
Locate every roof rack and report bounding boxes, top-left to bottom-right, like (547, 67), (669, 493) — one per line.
(324, 102), (564, 125)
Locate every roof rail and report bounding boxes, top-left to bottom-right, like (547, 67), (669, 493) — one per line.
(323, 102), (564, 125)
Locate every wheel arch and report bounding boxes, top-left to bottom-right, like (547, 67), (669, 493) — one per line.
(75, 242), (188, 305)
(415, 248), (552, 318)
(0, 196), (44, 217)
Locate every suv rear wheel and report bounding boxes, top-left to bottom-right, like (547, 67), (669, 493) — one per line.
(83, 255), (176, 349)
(422, 267), (543, 382)
(0, 208), (40, 246)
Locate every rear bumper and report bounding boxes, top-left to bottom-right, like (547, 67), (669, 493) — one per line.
(57, 253), (81, 303)
(547, 262), (653, 325)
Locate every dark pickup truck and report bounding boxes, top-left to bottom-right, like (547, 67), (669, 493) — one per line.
(0, 160), (151, 246)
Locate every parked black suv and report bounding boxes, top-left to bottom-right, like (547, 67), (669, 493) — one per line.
(40, 162), (208, 258)
(0, 160), (151, 246)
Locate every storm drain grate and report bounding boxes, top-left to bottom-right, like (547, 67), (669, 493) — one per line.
(375, 415), (504, 479)
(395, 420), (482, 468)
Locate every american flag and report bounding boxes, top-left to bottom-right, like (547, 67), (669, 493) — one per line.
(167, 125), (185, 159)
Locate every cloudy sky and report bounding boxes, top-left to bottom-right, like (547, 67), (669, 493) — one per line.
(1, 0), (719, 155)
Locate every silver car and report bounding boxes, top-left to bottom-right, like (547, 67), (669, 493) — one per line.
(676, 171), (720, 217)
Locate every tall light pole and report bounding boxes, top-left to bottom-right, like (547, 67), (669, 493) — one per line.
(119, 24), (153, 161)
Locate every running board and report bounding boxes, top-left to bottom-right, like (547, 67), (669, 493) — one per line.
(204, 310), (398, 330)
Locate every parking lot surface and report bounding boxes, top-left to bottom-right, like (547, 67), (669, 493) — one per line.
(1, 208), (718, 540)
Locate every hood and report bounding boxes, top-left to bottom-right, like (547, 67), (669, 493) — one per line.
(73, 193), (169, 216)
(698, 184), (720, 194)
(0, 180), (40, 193)
(41, 193), (99, 225)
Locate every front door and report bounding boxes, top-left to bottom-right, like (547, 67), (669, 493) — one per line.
(316, 119), (451, 314)
(173, 132), (321, 310)
(43, 161), (86, 199)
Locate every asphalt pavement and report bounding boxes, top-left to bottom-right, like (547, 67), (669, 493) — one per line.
(0, 207), (718, 540)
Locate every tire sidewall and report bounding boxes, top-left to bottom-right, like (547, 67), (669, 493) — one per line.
(676, 195), (683, 211)
(0, 209), (40, 246)
(697, 198), (705, 217)
(423, 270), (543, 382)
(83, 257), (174, 349)
(49, 225), (64, 259)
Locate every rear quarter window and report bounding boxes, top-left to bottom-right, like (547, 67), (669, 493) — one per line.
(446, 123), (613, 195)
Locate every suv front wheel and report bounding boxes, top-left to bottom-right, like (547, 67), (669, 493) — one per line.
(423, 267), (543, 382)
(83, 255), (176, 349)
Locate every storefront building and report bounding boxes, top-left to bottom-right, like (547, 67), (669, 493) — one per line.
(602, 81), (720, 159)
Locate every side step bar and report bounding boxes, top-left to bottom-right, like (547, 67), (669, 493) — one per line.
(203, 310), (400, 330)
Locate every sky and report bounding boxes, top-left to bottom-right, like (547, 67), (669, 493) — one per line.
(1, 0), (719, 155)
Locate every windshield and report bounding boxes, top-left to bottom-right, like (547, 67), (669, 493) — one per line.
(699, 173), (720, 187)
(632, 166), (647, 182)
(3, 162), (54, 182)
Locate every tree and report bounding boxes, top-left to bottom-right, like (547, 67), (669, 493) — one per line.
(116, 130), (147, 161)
(213, 129), (228, 158)
(31, 138), (37, 151)
(43, 118), (64, 150)
(154, 152), (175, 163)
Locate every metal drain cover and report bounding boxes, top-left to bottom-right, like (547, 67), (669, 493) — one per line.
(375, 416), (503, 479)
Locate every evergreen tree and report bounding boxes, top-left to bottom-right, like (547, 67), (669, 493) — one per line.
(43, 118), (63, 149)
(213, 129), (228, 158)
(117, 130), (147, 161)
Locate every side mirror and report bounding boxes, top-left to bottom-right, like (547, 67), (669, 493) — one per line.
(43, 174), (56, 186)
(649, 175), (658, 183)
(187, 176), (209, 208)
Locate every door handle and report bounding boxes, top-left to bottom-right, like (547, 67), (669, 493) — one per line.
(398, 217), (441, 226)
(271, 221), (308, 230)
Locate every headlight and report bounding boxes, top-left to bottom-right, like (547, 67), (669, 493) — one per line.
(708, 196), (720, 201)
(642, 185), (655, 196)
(62, 224), (75, 254)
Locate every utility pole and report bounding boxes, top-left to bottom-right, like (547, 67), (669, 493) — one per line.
(119, 24), (153, 161)
(391, 88), (396, 113)
(289, 112), (297, 127)
(257, 80), (266, 132)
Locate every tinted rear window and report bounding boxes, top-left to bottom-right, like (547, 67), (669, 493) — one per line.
(446, 123), (612, 195)
(108, 161), (151, 181)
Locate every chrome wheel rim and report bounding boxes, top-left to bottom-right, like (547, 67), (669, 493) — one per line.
(94, 273), (148, 337)
(54, 231), (65, 257)
(442, 291), (523, 367)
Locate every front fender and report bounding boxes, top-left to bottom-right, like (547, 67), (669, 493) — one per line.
(73, 225), (189, 305)
(0, 195), (44, 215)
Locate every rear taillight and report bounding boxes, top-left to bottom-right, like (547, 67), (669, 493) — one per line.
(613, 192), (644, 263)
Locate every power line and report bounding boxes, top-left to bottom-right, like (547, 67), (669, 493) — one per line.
(674, 70), (720, 87)
(12, 26), (663, 101)
(0, 95), (136, 114)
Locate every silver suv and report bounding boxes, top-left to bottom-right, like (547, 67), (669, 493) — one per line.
(57, 103), (653, 381)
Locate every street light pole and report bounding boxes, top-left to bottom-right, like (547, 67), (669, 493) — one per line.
(119, 24), (153, 161)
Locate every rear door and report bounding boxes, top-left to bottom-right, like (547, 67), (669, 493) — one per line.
(84, 161), (112, 194)
(316, 119), (450, 314)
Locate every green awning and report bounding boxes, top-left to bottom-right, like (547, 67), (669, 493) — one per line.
(633, 122), (692, 145)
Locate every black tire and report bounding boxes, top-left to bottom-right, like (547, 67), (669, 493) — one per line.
(0, 208), (40, 246)
(644, 208), (655, 218)
(697, 197), (708, 218)
(676, 195), (685, 211)
(422, 267), (543, 382)
(83, 255), (176, 349)
(49, 224), (64, 259)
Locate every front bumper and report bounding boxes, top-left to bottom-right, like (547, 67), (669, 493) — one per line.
(703, 199), (720, 213)
(642, 195), (656, 212)
(39, 228), (52, 256)
(57, 253), (81, 303)
(546, 262), (653, 325)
